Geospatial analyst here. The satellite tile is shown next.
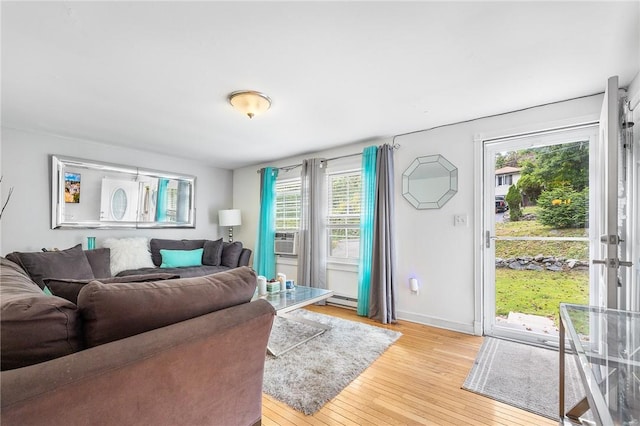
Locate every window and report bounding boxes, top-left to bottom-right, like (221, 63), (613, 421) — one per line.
(327, 171), (361, 262)
(496, 174), (512, 186)
(275, 179), (301, 231)
(166, 187), (178, 222)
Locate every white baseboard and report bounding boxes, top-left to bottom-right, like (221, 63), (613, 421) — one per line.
(327, 295), (358, 309)
(473, 321), (483, 336)
(396, 310), (476, 335)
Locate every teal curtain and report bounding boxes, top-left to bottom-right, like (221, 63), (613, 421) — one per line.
(357, 146), (377, 316)
(155, 178), (169, 222)
(253, 167), (279, 278)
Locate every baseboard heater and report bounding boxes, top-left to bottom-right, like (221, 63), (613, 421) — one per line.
(327, 295), (357, 309)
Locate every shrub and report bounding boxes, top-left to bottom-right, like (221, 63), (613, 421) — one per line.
(537, 186), (588, 228)
(505, 185), (523, 221)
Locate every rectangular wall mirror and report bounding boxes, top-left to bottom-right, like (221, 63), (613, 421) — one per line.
(51, 155), (196, 229)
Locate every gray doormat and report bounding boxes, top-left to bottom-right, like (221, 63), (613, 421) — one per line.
(463, 336), (586, 420)
(262, 310), (402, 415)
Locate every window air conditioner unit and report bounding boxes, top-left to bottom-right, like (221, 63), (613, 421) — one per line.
(274, 231), (298, 255)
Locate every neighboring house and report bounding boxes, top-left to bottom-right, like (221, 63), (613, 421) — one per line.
(495, 166), (521, 197)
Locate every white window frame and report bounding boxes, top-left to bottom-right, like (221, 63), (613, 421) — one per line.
(327, 169), (361, 264)
(274, 178), (301, 232)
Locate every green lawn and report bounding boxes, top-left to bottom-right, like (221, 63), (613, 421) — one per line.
(496, 206), (588, 260)
(496, 269), (589, 325)
(496, 240), (588, 261)
(495, 206), (590, 324)
(496, 206), (587, 238)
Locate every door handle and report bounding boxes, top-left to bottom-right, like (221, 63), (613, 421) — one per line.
(600, 234), (624, 244)
(485, 230), (497, 248)
(592, 258), (634, 268)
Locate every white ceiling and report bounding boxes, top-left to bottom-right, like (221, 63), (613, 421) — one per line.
(2, 1), (639, 169)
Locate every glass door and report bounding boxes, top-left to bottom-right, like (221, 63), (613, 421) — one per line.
(483, 126), (598, 345)
(593, 75), (634, 310)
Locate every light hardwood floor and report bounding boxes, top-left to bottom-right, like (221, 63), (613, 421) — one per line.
(262, 304), (556, 426)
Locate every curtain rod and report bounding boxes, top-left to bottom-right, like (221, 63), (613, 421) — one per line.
(256, 143), (400, 174)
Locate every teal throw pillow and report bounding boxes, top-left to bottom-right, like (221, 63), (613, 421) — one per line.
(160, 248), (204, 268)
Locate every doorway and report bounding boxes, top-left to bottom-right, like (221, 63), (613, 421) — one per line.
(482, 125), (598, 345)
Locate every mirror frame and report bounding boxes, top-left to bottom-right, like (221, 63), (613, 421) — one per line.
(51, 155), (196, 229)
(402, 154), (458, 209)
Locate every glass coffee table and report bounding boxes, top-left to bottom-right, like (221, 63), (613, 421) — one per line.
(559, 303), (640, 425)
(252, 286), (334, 357)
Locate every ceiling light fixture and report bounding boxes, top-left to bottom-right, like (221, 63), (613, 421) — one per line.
(228, 90), (271, 119)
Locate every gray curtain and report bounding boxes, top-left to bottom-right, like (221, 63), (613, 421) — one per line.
(297, 158), (327, 292)
(369, 144), (397, 323)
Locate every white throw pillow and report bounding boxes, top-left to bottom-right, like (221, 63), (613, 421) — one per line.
(102, 237), (155, 276)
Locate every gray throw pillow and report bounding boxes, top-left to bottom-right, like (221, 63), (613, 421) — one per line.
(221, 241), (243, 267)
(202, 238), (224, 266)
(45, 273), (180, 304)
(149, 239), (206, 267)
(6, 244), (95, 290)
(84, 248), (111, 278)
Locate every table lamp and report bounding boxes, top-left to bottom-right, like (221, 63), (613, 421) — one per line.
(218, 209), (242, 242)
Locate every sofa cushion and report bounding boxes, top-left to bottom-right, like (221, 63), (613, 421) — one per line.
(202, 238), (224, 266)
(221, 241), (243, 267)
(149, 239), (206, 267)
(0, 258), (83, 371)
(78, 266), (257, 347)
(238, 248), (252, 267)
(84, 248), (111, 279)
(44, 273), (180, 304)
(160, 248), (203, 268)
(103, 237), (154, 276)
(5, 244), (95, 290)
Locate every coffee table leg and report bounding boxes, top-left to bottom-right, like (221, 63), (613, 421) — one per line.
(267, 312), (331, 357)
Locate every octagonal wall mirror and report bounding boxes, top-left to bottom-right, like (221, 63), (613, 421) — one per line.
(402, 154), (458, 209)
(51, 155), (196, 229)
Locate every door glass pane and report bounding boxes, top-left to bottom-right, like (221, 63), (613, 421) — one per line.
(111, 188), (128, 221)
(486, 129), (596, 345)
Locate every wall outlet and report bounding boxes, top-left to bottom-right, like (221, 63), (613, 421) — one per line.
(454, 214), (468, 227)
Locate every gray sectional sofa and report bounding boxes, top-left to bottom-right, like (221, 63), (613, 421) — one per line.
(0, 241), (273, 426)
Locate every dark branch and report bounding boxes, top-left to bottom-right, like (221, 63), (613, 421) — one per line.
(0, 176), (14, 220)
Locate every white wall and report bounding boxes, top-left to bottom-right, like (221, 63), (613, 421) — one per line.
(0, 127), (233, 254)
(233, 94), (604, 334)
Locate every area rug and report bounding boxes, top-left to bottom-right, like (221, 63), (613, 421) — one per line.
(462, 336), (586, 420)
(262, 310), (402, 415)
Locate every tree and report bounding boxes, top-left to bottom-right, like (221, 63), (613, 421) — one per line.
(511, 141), (589, 206)
(516, 172), (544, 205)
(528, 142), (589, 191)
(505, 185), (523, 221)
(495, 151), (533, 169)
(537, 186), (588, 228)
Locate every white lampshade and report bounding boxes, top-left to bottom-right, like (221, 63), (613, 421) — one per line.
(218, 209), (242, 227)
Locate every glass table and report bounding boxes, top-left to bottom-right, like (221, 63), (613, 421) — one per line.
(252, 286), (334, 357)
(559, 303), (640, 425)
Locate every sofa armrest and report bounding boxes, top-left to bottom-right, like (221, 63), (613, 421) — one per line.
(1, 300), (275, 426)
(238, 248), (252, 267)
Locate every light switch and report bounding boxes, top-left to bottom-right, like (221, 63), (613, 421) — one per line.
(454, 214), (468, 227)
